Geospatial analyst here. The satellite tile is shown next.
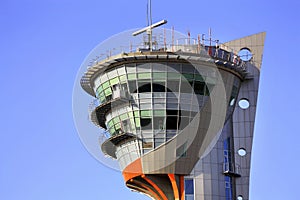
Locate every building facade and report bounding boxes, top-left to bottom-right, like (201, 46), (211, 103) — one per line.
(80, 29), (266, 200)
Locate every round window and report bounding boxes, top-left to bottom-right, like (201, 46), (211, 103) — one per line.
(238, 48), (252, 62)
(238, 148), (247, 157)
(238, 99), (250, 109)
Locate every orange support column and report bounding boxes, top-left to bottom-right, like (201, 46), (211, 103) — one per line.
(179, 175), (185, 200)
(168, 174), (181, 200)
(142, 175), (168, 200)
(133, 181), (162, 200)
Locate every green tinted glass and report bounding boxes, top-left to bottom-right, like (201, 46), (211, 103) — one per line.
(153, 72), (166, 79)
(102, 81), (110, 89)
(154, 110), (166, 116)
(109, 77), (119, 85)
(167, 72), (181, 79)
(100, 95), (106, 103)
(104, 88), (112, 96)
(135, 118), (141, 127)
(134, 111), (140, 117)
(128, 74), (136, 80)
(138, 73), (151, 79)
(113, 117), (120, 124)
(141, 110), (152, 117)
(96, 85), (103, 94)
(108, 120), (113, 127)
(99, 91), (105, 98)
(194, 74), (204, 81)
(182, 73), (194, 80)
(128, 112), (134, 118)
(109, 127), (116, 135)
(115, 123), (121, 130)
(119, 75), (127, 82)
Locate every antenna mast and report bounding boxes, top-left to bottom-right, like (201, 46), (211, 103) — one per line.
(148, 0), (152, 50)
(146, 1), (149, 26)
(149, 0), (152, 26)
(132, 0), (167, 51)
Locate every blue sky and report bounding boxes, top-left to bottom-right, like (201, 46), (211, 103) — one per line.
(1, 0), (299, 199)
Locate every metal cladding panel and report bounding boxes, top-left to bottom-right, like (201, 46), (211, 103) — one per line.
(189, 33), (265, 200)
(138, 69), (239, 175)
(223, 32), (266, 69)
(231, 63), (260, 200)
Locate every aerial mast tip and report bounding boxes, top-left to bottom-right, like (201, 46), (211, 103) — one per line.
(132, 0), (167, 51)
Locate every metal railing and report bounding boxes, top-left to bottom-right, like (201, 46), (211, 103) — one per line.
(88, 88), (131, 128)
(86, 32), (246, 69)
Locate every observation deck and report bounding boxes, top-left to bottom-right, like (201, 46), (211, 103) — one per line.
(81, 36), (251, 97)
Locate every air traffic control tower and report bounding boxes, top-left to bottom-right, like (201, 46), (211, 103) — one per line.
(79, 19), (265, 200)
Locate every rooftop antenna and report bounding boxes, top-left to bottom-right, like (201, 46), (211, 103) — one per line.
(209, 27), (212, 46)
(146, 0), (149, 26)
(132, 0), (167, 51)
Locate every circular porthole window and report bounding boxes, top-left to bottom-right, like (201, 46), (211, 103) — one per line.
(238, 48), (252, 62)
(238, 148), (247, 157)
(237, 195), (243, 200)
(238, 99), (249, 109)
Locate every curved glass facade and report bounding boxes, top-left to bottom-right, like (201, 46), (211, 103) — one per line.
(93, 62), (241, 158)
(94, 63), (216, 104)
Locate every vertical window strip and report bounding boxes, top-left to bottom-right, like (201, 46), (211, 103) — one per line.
(184, 178), (194, 200)
(224, 138), (233, 200)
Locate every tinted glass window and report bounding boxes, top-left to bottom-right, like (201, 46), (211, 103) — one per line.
(185, 179), (194, 194)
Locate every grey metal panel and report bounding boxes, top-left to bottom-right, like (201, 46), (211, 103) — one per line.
(188, 32), (265, 199)
(223, 32), (266, 69)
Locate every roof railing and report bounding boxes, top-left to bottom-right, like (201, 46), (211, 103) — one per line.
(86, 32), (241, 69)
